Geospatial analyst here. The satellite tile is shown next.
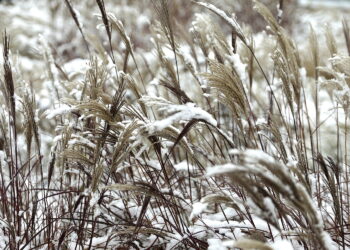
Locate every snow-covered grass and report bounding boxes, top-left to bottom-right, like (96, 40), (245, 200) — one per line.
(0, 0), (350, 249)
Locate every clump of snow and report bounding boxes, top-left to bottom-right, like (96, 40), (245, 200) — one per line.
(208, 239), (235, 250)
(68, 135), (96, 149)
(190, 202), (208, 220)
(91, 235), (109, 247)
(207, 163), (236, 176)
(174, 161), (195, 172)
(141, 96), (217, 133)
(43, 104), (73, 119)
(270, 239), (293, 250)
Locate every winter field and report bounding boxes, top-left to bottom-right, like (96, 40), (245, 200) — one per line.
(0, 0), (350, 249)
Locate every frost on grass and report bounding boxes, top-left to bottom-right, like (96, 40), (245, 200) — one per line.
(207, 149), (335, 250)
(194, 1), (246, 43)
(0, 0), (348, 249)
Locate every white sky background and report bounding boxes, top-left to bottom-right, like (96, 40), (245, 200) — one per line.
(299, 0), (350, 8)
